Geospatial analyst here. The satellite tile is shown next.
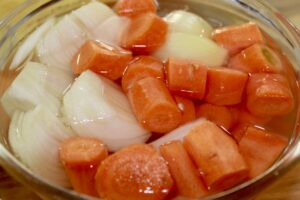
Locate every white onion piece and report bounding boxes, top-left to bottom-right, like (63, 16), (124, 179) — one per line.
(71, 1), (116, 35)
(63, 70), (151, 152)
(36, 15), (87, 72)
(9, 107), (74, 187)
(10, 18), (55, 70)
(92, 16), (130, 46)
(151, 118), (205, 149)
(1, 62), (73, 117)
(164, 10), (213, 38)
(153, 32), (228, 67)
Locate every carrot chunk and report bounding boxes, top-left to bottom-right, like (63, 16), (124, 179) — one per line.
(72, 40), (132, 80)
(228, 44), (283, 74)
(122, 56), (164, 93)
(230, 123), (250, 142)
(160, 141), (208, 198)
(196, 103), (233, 130)
(212, 22), (264, 56)
(59, 137), (108, 196)
(174, 96), (196, 125)
(183, 121), (249, 191)
(121, 12), (168, 54)
(246, 73), (294, 117)
(127, 77), (182, 133)
(95, 144), (173, 200)
(205, 67), (248, 106)
(166, 58), (208, 100)
(115, 0), (157, 17)
(238, 126), (288, 178)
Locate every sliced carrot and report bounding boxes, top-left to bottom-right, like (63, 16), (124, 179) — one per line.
(59, 137), (108, 196)
(166, 58), (208, 100)
(239, 107), (272, 126)
(121, 12), (168, 54)
(174, 95), (196, 125)
(239, 126), (288, 178)
(228, 44), (283, 74)
(205, 67), (248, 106)
(127, 77), (182, 133)
(196, 103), (234, 130)
(72, 40), (132, 80)
(115, 0), (157, 17)
(122, 56), (164, 93)
(183, 121), (249, 191)
(230, 123), (251, 142)
(160, 141), (208, 198)
(212, 22), (264, 56)
(95, 144), (173, 200)
(246, 73), (294, 117)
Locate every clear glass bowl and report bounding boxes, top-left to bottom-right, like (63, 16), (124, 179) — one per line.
(0, 0), (300, 199)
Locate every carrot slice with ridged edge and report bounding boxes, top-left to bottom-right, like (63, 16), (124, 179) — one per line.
(95, 144), (174, 200)
(71, 40), (132, 80)
(127, 77), (182, 133)
(122, 56), (164, 93)
(121, 12), (168, 54)
(59, 137), (108, 196)
(174, 95), (196, 125)
(115, 0), (157, 17)
(183, 120), (249, 191)
(160, 141), (208, 198)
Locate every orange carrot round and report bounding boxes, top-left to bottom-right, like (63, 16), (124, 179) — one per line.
(122, 56), (164, 93)
(59, 137), (108, 196)
(121, 12), (168, 54)
(174, 95), (196, 125)
(196, 103), (234, 130)
(95, 144), (173, 200)
(115, 0), (157, 17)
(127, 77), (182, 133)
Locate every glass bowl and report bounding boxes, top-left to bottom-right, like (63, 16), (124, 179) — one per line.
(0, 0), (300, 199)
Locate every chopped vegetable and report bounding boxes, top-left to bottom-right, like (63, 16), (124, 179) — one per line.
(239, 126), (287, 178)
(59, 137), (108, 196)
(205, 67), (248, 106)
(238, 106), (272, 126)
(153, 33), (228, 67)
(122, 12), (168, 54)
(115, 0), (157, 17)
(228, 44), (283, 73)
(9, 106), (74, 187)
(183, 120), (249, 191)
(166, 58), (207, 100)
(71, 40), (132, 80)
(160, 141), (208, 198)
(212, 22), (264, 56)
(95, 144), (173, 200)
(246, 73), (294, 117)
(164, 10), (213, 37)
(230, 123), (251, 142)
(174, 96), (196, 125)
(127, 77), (182, 133)
(63, 70), (150, 152)
(122, 56), (164, 93)
(196, 103), (234, 130)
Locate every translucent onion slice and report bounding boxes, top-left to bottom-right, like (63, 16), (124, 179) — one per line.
(10, 18), (55, 70)
(36, 15), (88, 72)
(62, 70), (151, 152)
(9, 106), (74, 187)
(71, 1), (116, 35)
(164, 10), (213, 38)
(151, 118), (204, 149)
(92, 16), (130, 46)
(1, 62), (73, 117)
(153, 32), (228, 67)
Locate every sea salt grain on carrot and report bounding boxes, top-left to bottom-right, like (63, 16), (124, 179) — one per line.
(59, 137), (108, 196)
(174, 96), (196, 125)
(115, 0), (157, 17)
(71, 40), (132, 80)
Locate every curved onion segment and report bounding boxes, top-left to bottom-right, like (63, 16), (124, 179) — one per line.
(1, 62), (73, 117)
(62, 70), (150, 152)
(10, 18), (55, 70)
(164, 10), (213, 38)
(9, 107), (74, 187)
(153, 33), (228, 67)
(36, 15), (87, 71)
